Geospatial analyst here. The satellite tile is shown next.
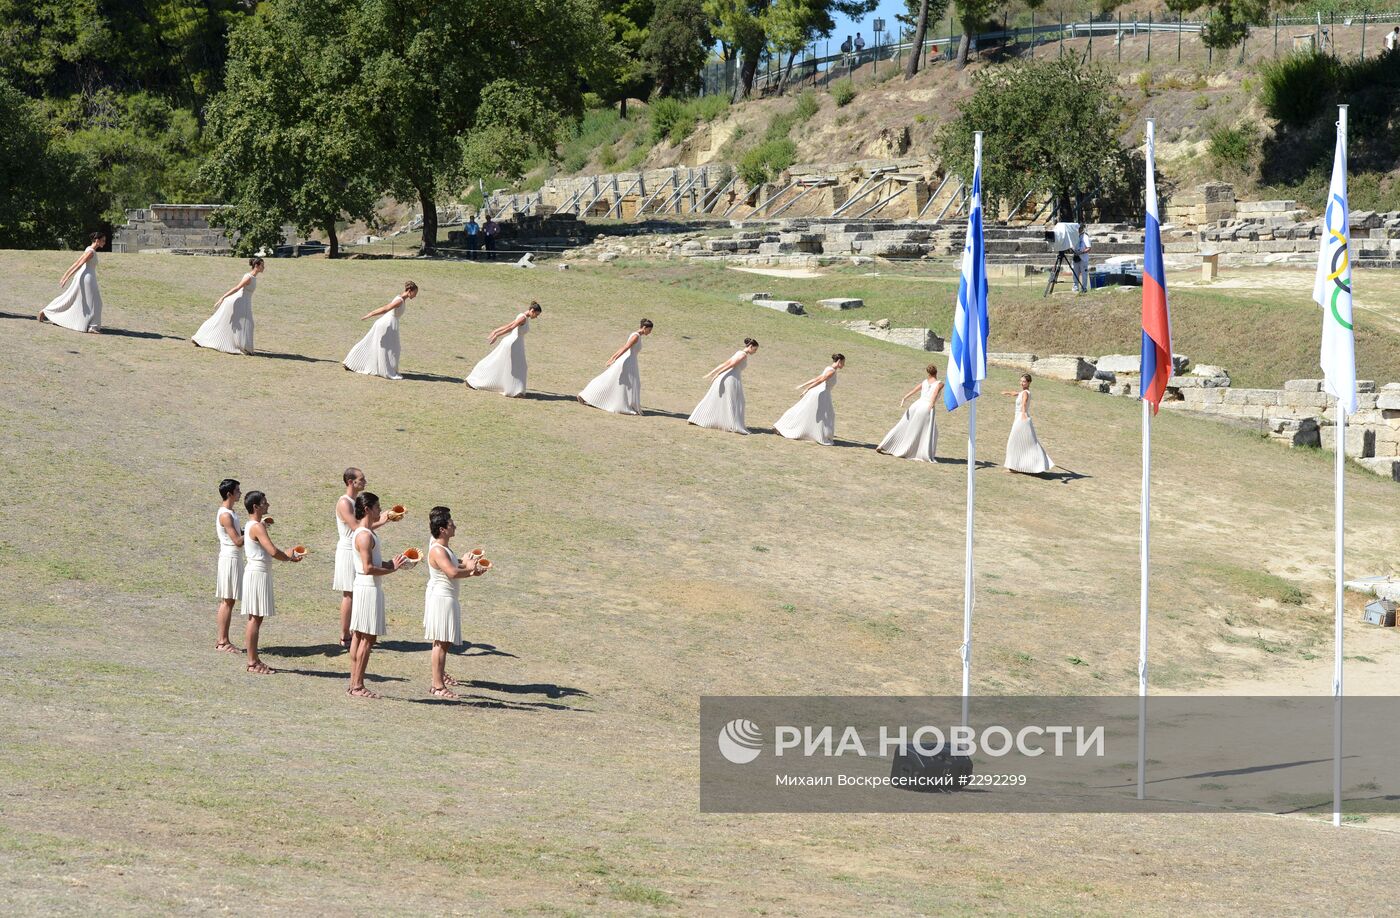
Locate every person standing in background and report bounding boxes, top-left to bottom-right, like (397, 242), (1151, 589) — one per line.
(482, 215), (500, 257)
(464, 214), (481, 258)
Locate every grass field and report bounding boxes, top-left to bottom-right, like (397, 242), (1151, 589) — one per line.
(604, 258), (1400, 391)
(3, 250), (1400, 915)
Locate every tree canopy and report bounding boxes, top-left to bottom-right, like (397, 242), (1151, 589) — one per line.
(936, 57), (1137, 222)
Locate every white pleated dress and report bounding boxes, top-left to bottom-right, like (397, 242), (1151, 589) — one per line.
(774, 370), (837, 445)
(343, 296), (405, 379)
(578, 332), (642, 414)
(1005, 391), (1054, 473)
(467, 313), (529, 396)
(332, 496), (357, 592)
(423, 543), (463, 645)
(877, 379), (940, 462)
(688, 350), (749, 434)
(192, 273), (256, 354)
(215, 507), (244, 600)
(41, 246), (103, 332)
(349, 527), (388, 636)
(240, 522), (275, 618)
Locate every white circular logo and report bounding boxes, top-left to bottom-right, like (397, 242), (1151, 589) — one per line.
(718, 719), (762, 764)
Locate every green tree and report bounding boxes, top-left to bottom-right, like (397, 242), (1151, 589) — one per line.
(0, 1), (252, 109)
(50, 89), (208, 224)
(951, 0), (995, 69)
(200, 1), (379, 257)
(350, 0), (605, 254)
(936, 57), (1135, 221)
(1165, 0), (1272, 49)
(641, 0), (713, 98)
(0, 76), (96, 248)
(593, 0), (656, 117)
(706, 0), (875, 100)
(900, 0), (950, 79)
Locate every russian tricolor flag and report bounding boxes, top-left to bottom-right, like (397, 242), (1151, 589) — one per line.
(1141, 121), (1172, 411)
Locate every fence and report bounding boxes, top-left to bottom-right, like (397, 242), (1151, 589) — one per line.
(701, 11), (1400, 98)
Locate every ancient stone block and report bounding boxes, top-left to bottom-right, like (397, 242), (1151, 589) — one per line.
(818, 298), (864, 310)
(752, 299), (805, 315)
(1031, 355), (1095, 381)
(988, 353), (1037, 371)
(738, 292), (773, 302)
(1095, 354), (1140, 374)
(1283, 379), (1323, 392)
(1355, 458), (1400, 481)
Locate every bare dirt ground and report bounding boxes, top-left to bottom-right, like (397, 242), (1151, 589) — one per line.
(3, 250), (1400, 915)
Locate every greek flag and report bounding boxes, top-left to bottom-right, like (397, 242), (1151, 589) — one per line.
(944, 138), (988, 411)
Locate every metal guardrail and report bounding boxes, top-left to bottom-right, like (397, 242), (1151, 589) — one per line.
(710, 9), (1395, 96)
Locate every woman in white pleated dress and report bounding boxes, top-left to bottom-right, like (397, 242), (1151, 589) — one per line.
(192, 257), (264, 354)
(333, 467), (401, 649)
(775, 354), (844, 445)
(466, 301), (541, 396)
(578, 318), (653, 414)
(348, 492), (409, 699)
(877, 364), (943, 462)
(424, 506), (487, 699)
(688, 337), (759, 434)
(214, 478), (245, 654)
(344, 281), (418, 379)
(1003, 374), (1055, 474)
(240, 490), (302, 675)
(38, 231), (106, 333)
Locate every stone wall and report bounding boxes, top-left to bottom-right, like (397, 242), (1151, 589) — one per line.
(112, 204), (300, 254)
(1079, 357), (1400, 481)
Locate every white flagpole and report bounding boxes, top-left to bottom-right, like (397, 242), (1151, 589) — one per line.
(1331, 104), (1348, 829)
(962, 399), (976, 727)
(1332, 403), (1344, 822)
(960, 131), (983, 730)
(1333, 403), (1345, 827)
(1139, 397), (1150, 800)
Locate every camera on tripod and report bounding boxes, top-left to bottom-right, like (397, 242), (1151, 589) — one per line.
(1042, 221), (1085, 298)
(1044, 221), (1081, 254)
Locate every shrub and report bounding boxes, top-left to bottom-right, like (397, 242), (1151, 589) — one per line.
(738, 138), (796, 186)
(598, 145), (617, 168)
(1208, 123), (1258, 173)
(1259, 52), (1340, 127)
(648, 97), (686, 144)
(690, 94), (730, 122)
(832, 79), (856, 107)
(1193, 94), (1210, 110)
(793, 89), (819, 121)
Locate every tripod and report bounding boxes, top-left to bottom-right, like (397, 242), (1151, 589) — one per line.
(1043, 250), (1082, 298)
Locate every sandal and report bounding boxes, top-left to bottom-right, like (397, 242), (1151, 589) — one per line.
(429, 686), (459, 699)
(215, 641), (243, 654)
(442, 673), (461, 686)
(346, 686), (380, 699)
(340, 636), (353, 649)
(246, 662), (276, 675)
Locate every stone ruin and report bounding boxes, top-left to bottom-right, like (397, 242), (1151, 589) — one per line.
(112, 204), (303, 255)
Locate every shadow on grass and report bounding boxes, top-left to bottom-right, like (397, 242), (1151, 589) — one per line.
(97, 325), (185, 341)
(405, 692), (588, 712)
(0, 311), (37, 322)
(278, 666), (406, 683)
(376, 640), (517, 658)
(261, 643), (346, 658)
(257, 350), (338, 365)
(641, 407), (691, 420)
(464, 679), (589, 700)
(402, 370), (465, 384)
(517, 390), (580, 403)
